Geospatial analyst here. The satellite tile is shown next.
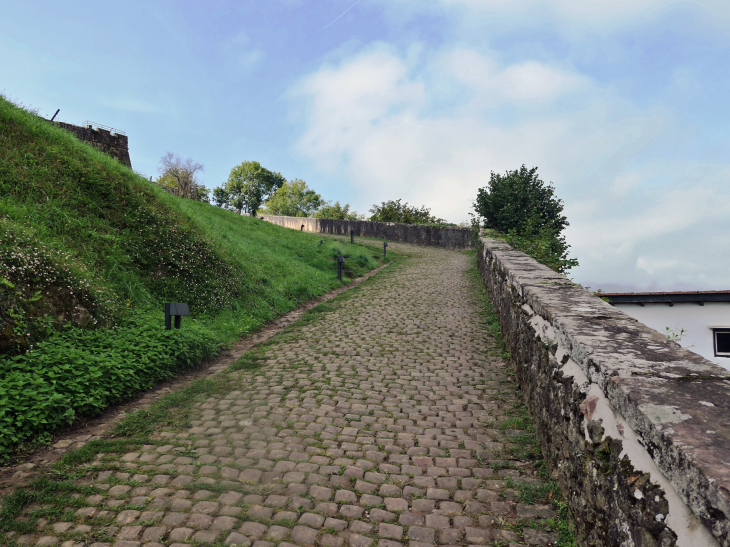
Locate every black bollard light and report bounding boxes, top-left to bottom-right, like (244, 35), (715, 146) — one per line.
(350, 230), (354, 244)
(165, 303), (190, 330)
(301, 224), (305, 231)
(383, 241), (388, 259)
(337, 255), (346, 281)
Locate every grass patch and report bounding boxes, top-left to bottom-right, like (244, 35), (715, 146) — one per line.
(465, 250), (509, 359)
(112, 377), (229, 437)
(230, 350), (268, 372)
(0, 477), (99, 539)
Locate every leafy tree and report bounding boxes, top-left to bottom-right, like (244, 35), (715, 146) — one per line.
(157, 152), (205, 200)
(212, 187), (230, 209)
(474, 165), (568, 234)
(314, 201), (363, 220)
(259, 179), (322, 217)
(369, 199), (447, 224)
(214, 161), (285, 215)
(473, 165), (577, 274)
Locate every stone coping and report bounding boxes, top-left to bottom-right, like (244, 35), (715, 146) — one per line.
(480, 237), (730, 546)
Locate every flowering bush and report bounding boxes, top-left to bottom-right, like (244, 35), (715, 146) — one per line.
(125, 206), (241, 314)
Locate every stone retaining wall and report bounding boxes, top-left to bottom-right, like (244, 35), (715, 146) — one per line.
(261, 215), (473, 249)
(477, 237), (730, 547)
(53, 121), (131, 168)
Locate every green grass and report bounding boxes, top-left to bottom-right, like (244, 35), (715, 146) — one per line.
(0, 95), (393, 461)
(465, 249), (509, 360)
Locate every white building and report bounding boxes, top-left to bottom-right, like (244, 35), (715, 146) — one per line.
(602, 291), (730, 370)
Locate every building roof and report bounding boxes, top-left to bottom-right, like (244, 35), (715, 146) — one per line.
(600, 290), (730, 306)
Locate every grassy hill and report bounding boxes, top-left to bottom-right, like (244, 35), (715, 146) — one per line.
(0, 96), (389, 461)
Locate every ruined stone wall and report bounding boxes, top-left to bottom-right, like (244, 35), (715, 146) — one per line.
(477, 238), (730, 547)
(261, 215), (473, 249)
(53, 121), (131, 168)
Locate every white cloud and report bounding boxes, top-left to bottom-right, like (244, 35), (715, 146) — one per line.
(289, 42), (730, 289)
(377, 0), (730, 32)
(292, 45), (425, 170)
(291, 44), (664, 220)
(610, 172), (643, 196)
(439, 48), (587, 104)
(636, 256), (679, 275)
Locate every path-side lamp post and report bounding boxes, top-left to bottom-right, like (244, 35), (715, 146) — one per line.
(350, 230), (355, 244)
(337, 255), (346, 281)
(165, 302), (190, 330)
(383, 241), (388, 259)
(301, 224), (305, 231)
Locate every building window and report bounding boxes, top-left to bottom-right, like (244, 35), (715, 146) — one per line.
(714, 329), (730, 357)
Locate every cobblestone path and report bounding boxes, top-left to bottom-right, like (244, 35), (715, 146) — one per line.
(8, 244), (557, 547)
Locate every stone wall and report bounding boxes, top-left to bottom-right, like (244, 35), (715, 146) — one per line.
(53, 121), (131, 168)
(261, 215), (473, 249)
(477, 237), (730, 547)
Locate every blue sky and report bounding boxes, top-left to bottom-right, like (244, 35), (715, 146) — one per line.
(2, 0), (730, 291)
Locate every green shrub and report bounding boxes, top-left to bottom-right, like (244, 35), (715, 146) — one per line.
(369, 199), (448, 225)
(474, 166), (578, 274)
(0, 312), (239, 458)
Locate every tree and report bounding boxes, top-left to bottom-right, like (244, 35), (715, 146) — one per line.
(473, 165), (577, 274)
(369, 199), (447, 224)
(314, 201), (363, 220)
(259, 179), (322, 217)
(157, 152), (204, 200)
(474, 165), (567, 234)
(214, 161), (285, 215)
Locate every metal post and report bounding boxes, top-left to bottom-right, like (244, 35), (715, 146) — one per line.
(50, 109), (60, 122)
(337, 255), (345, 281)
(165, 303), (172, 330)
(350, 230), (354, 244)
(301, 224), (305, 231)
(383, 241), (388, 258)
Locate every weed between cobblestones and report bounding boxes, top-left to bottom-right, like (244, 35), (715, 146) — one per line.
(468, 254), (578, 546)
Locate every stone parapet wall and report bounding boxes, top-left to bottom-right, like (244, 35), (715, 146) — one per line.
(53, 121), (131, 168)
(261, 215), (473, 249)
(477, 237), (730, 547)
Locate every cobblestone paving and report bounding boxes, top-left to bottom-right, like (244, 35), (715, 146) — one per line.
(8, 244), (557, 547)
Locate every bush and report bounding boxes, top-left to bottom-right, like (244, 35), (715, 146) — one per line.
(0, 312), (237, 459)
(313, 201), (362, 220)
(474, 166), (578, 274)
(369, 199), (447, 224)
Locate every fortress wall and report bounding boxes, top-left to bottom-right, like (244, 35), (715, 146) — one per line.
(261, 215), (473, 249)
(477, 237), (730, 547)
(53, 121), (131, 168)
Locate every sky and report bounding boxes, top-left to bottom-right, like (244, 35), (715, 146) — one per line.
(2, 0), (729, 291)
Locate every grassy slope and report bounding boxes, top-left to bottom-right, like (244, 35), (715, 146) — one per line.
(0, 97), (388, 460)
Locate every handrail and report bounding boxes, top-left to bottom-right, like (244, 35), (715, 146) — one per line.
(82, 120), (126, 136)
